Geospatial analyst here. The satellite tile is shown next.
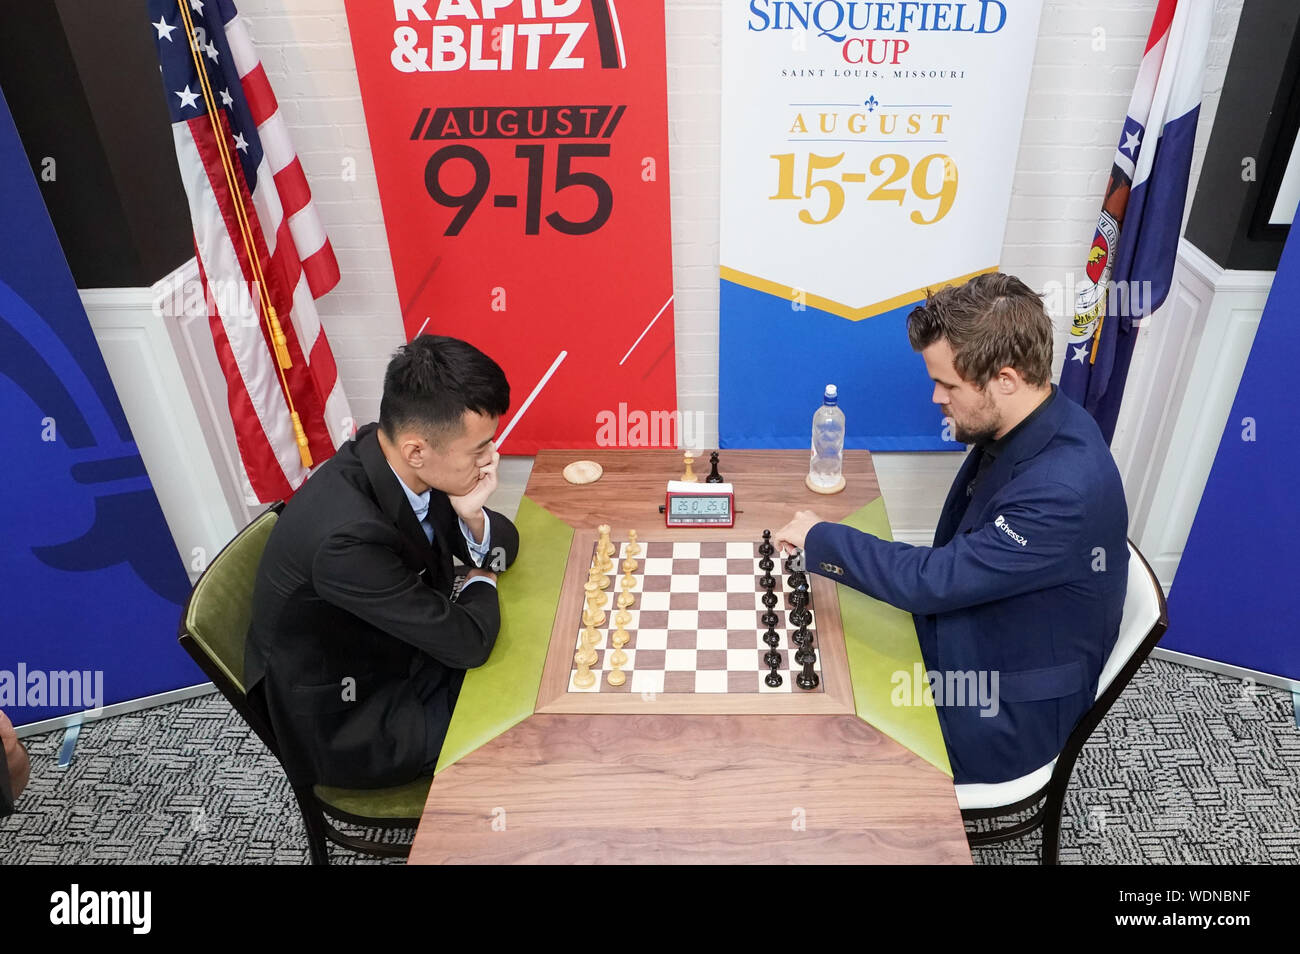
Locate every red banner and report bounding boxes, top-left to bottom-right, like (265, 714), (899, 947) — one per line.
(343, 0), (677, 453)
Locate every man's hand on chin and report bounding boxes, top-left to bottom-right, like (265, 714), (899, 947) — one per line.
(448, 449), (500, 540)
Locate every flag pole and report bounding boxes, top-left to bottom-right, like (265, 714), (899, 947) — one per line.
(175, 0), (313, 469)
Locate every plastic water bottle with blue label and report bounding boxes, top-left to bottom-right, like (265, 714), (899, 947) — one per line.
(807, 384), (846, 494)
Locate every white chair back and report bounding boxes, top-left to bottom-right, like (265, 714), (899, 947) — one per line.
(1096, 542), (1163, 700)
(955, 541), (1166, 811)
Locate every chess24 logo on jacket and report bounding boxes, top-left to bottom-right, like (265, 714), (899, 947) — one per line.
(994, 515), (1028, 547)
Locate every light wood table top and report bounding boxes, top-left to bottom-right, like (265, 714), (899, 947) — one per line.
(410, 449), (971, 864)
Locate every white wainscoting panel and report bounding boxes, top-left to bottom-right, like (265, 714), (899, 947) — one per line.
(80, 276), (244, 582)
(1110, 240), (1273, 590)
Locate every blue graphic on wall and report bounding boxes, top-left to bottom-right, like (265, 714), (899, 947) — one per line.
(719, 281), (958, 450)
(0, 85), (196, 727)
(1164, 224), (1300, 682)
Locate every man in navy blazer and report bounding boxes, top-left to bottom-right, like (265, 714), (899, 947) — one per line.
(776, 273), (1128, 785)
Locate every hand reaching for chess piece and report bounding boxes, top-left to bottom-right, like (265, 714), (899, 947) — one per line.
(774, 510), (824, 555)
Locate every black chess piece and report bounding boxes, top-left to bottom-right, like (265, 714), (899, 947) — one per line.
(761, 590), (778, 610)
(759, 569), (776, 590)
(788, 582), (811, 627)
(763, 647), (782, 669)
(763, 626), (779, 649)
(796, 656), (820, 691)
(792, 625), (811, 649)
(765, 666), (784, 688)
(761, 609), (779, 628)
(706, 450), (723, 484)
(795, 645), (814, 666)
(758, 529), (774, 558)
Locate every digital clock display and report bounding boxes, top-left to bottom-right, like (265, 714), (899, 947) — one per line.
(666, 493), (733, 526)
(670, 495), (727, 516)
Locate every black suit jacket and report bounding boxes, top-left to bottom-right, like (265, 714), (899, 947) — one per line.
(244, 422), (519, 789)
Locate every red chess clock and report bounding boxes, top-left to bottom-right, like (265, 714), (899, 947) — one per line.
(663, 482), (735, 528)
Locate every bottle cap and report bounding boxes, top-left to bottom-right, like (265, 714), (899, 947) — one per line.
(824, 384), (838, 404)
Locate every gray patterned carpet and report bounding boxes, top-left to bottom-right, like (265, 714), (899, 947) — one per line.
(1, 658), (1296, 864)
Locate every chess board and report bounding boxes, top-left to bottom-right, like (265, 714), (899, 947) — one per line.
(536, 531), (855, 715)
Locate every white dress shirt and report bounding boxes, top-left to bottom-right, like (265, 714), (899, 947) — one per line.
(387, 463), (495, 590)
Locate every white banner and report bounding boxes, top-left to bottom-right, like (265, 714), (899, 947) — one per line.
(718, 1), (1044, 449)
(721, 0), (1044, 316)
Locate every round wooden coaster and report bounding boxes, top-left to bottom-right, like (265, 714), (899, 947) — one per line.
(562, 460), (603, 485)
(805, 473), (846, 494)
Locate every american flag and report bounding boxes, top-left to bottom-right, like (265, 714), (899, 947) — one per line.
(148, 0), (352, 502)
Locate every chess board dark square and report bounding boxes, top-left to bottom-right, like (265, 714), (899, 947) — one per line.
(696, 650), (727, 670)
(727, 591), (757, 609)
(663, 671), (695, 692)
(666, 630), (698, 650)
(633, 649), (665, 670)
(669, 591), (701, 609)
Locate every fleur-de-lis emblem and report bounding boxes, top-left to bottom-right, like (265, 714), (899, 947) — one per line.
(864, 95), (880, 112)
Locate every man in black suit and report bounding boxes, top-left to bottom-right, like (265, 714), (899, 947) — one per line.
(245, 335), (519, 789)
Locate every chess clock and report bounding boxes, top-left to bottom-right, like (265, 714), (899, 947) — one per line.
(662, 481), (735, 528)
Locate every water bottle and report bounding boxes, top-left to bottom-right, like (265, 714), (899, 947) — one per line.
(808, 385), (846, 493)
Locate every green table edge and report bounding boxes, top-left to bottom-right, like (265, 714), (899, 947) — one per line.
(838, 497), (953, 777)
(434, 495), (573, 774)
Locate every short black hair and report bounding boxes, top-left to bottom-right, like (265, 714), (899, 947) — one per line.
(379, 335), (510, 445)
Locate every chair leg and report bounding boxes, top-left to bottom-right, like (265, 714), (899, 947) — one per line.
(964, 804), (1046, 846)
(322, 819), (414, 859)
(292, 789), (332, 866)
(1040, 783), (1068, 866)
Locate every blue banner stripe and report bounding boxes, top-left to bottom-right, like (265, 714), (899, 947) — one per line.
(719, 279), (964, 451)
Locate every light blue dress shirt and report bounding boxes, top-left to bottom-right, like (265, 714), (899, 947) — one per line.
(387, 463), (495, 590)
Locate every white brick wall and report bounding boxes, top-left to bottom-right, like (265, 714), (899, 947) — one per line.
(232, 0), (1244, 530)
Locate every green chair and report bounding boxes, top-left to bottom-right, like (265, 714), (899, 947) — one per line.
(177, 503), (433, 865)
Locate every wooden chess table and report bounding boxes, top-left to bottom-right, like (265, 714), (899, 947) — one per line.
(408, 449), (971, 864)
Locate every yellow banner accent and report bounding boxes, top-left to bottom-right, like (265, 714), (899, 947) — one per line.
(719, 264), (999, 322)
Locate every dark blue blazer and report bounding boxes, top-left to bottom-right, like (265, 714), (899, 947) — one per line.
(805, 390), (1128, 784)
